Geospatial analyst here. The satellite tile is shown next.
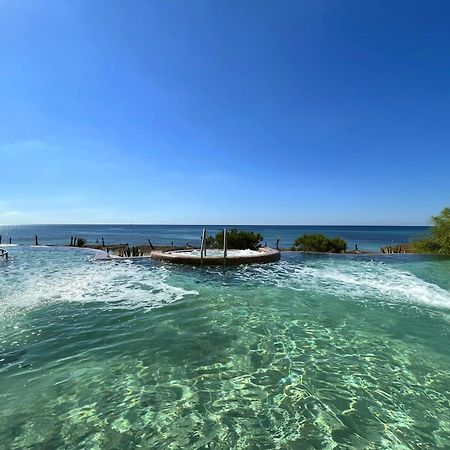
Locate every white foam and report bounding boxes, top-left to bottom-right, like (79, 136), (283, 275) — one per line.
(174, 249), (260, 257)
(239, 260), (450, 310)
(92, 249), (111, 260)
(0, 251), (198, 315)
(2, 248), (449, 316)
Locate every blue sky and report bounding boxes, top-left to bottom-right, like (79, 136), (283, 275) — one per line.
(0, 0), (449, 225)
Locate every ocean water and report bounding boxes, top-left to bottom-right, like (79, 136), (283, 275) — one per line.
(0, 224), (430, 252)
(1, 245), (449, 449)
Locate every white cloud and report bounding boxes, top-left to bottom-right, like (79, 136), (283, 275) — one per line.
(0, 210), (20, 217)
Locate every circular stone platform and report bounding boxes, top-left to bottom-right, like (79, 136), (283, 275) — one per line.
(150, 247), (280, 265)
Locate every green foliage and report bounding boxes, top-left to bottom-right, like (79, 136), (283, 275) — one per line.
(294, 233), (328, 252)
(206, 229), (263, 250)
(412, 207), (450, 255)
(204, 235), (218, 249)
(76, 238), (87, 247)
(327, 237), (348, 253)
(294, 234), (347, 253)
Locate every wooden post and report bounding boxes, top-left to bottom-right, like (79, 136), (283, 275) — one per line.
(9, 237), (12, 244)
(200, 229), (203, 257)
(70, 237), (73, 246)
(0, 235), (2, 245)
(276, 238), (280, 250)
(35, 235), (38, 246)
(223, 228), (227, 265)
(102, 237), (105, 247)
(200, 228), (206, 265)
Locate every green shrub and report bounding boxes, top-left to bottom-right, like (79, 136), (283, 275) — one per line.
(294, 233), (328, 252)
(206, 229), (263, 250)
(327, 237), (348, 253)
(204, 235), (218, 249)
(76, 238), (87, 247)
(411, 207), (450, 255)
(294, 234), (347, 253)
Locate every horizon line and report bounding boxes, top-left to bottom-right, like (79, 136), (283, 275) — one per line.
(0, 223), (430, 227)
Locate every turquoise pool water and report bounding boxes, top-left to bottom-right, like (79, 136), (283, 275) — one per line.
(1, 246), (449, 449)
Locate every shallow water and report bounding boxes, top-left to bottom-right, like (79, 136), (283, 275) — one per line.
(1, 247), (449, 449)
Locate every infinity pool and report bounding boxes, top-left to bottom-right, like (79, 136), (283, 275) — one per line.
(1, 246), (449, 448)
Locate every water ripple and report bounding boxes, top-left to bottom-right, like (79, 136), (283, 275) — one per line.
(1, 247), (450, 448)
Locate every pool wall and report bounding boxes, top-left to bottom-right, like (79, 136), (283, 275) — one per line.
(150, 247), (280, 265)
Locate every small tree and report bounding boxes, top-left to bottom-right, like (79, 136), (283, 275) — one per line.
(412, 207), (450, 254)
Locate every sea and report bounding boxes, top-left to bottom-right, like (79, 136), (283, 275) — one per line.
(0, 224), (431, 251)
(1, 225), (449, 449)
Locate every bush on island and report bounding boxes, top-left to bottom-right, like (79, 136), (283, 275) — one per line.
(294, 234), (347, 253)
(206, 229), (263, 250)
(76, 238), (87, 247)
(412, 207), (450, 255)
(327, 237), (348, 253)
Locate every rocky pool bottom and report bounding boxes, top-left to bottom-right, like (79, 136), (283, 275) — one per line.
(1, 246), (449, 449)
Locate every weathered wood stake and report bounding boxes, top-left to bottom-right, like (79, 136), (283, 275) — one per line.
(200, 228), (206, 265)
(223, 228), (227, 266)
(35, 235), (39, 246)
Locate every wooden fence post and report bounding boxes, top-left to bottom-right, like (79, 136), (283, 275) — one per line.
(223, 228), (227, 266)
(200, 228), (206, 265)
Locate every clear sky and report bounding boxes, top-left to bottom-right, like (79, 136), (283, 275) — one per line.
(0, 0), (449, 225)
